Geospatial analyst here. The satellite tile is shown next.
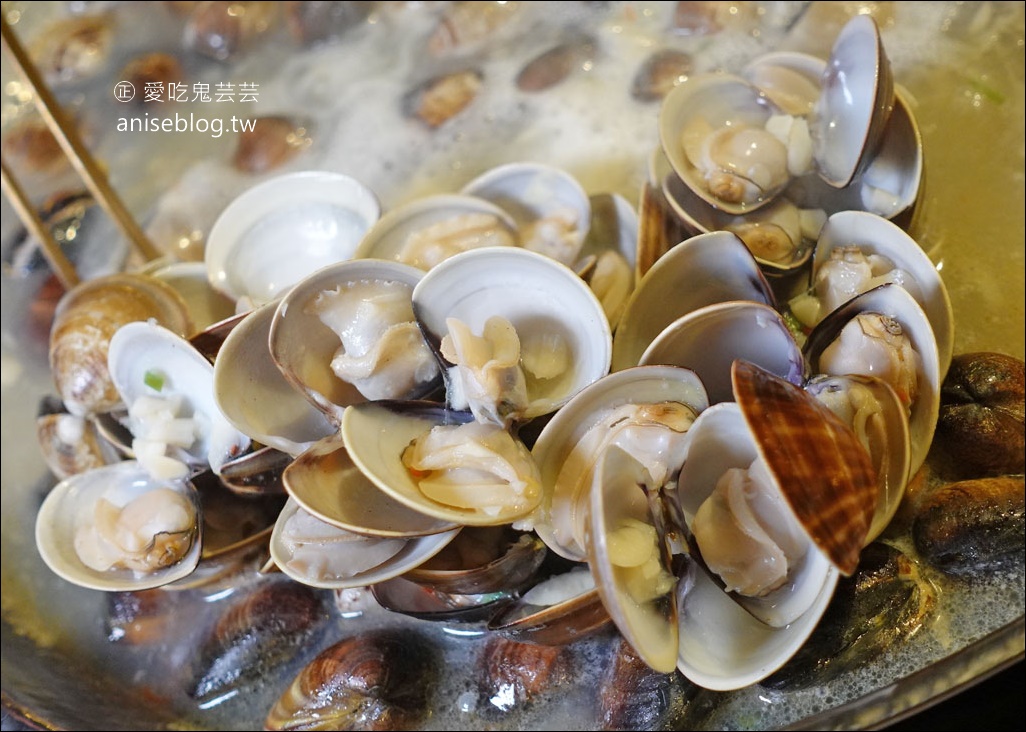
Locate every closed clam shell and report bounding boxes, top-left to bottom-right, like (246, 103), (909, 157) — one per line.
(475, 634), (575, 712)
(265, 628), (437, 731)
(487, 572), (611, 646)
(732, 360), (877, 575)
(612, 230), (774, 372)
(213, 300), (337, 457)
(49, 273), (192, 416)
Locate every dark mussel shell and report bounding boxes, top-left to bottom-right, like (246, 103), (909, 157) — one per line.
(912, 476), (1025, 577)
(476, 634), (574, 714)
(759, 542), (937, 690)
(189, 579), (329, 703)
(265, 627), (438, 731)
(597, 635), (701, 731)
(935, 352), (1025, 479)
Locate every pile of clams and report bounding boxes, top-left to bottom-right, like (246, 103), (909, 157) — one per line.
(34, 13), (996, 702)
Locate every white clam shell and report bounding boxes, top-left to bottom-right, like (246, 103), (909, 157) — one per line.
(205, 170), (381, 306)
(742, 52), (824, 117)
(412, 246), (612, 419)
(108, 321), (251, 475)
(660, 72), (785, 215)
(531, 365), (709, 562)
(269, 259), (435, 423)
(612, 230), (775, 372)
(352, 193), (518, 266)
(341, 401), (540, 527)
(35, 460), (202, 592)
(269, 497), (459, 590)
(639, 300), (805, 405)
(213, 299), (336, 457)
(811, 14), (894, 188)
(812, 210), (953, 376)
(675, 401), (838, 689)
(804, 283), (941, 476)
(460, 162), (592, 265)
(283, 432), (458, 537)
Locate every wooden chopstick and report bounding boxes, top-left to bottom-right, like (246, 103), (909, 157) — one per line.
(0, 158), (80, 289)
(0, 14), (162, 265)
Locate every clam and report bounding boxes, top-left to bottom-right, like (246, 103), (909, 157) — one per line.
(515, 36), (598, 92)
(810, 14), (894, 188)
(612, 230), (775, 372)
(29, 12), (114, 85)
(36, 396), (120, 480)
(269, 497), (459, 590)
(189, 579), (328, 704)
(789, 210), (953, 375)
(35, 461), (202, 592)
(401, 526), (547, 595)
(487, 566), (613, 645)
(352, 194), (517, 270)
(672, 360), (877, 689)
(213, 300), (337, 456)
(660, 72), (793, 215)
(182, 0), (276, 62)
(268, 259), (441, 422)
(282, 432), (457, 537)
(631, 48), (693, 103)
(231, 115), (314, 174)
(578, 193), (638, 328)
(475, 634), (575, 713)
(460, 162), (592, 267)
(370, 574), (514, 623)
(805, 374), (911, 544)
(804, 283), (942, 475)
(341, 400), (540, 527)
(638, 300), (806, 405)
(265, 629), (438, 731)
(49, 273), (192, 416)
(205, 171), (380, 308)
(107, 321), (251, 478)
(404, 69), (483, 128)
(411, 246), (612, 425)
(530, 366), (709, 563)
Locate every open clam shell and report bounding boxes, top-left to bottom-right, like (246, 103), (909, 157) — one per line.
(805, 373), (911, 544)
(460, 162), (592, 266)
(213, 300), (337, 457)
(283, 432), (458, 537)
(147, 261), (237, 333)
(205, 171), (381, 306)
(352, 194), (518, 269)
(660, 72), (787, 215)
(741, 51), (823, 117)
(36, 461), (203, 592)
(341, 400), (540, 527)
(108, 321), (251, 476)
(269, 259), (440, 423)
(811, 14), (894, 188)
(612, 230), (775, 371)
(639, 300), (805, 404)
(269, 497), (460, 590)
(531, 366), (709, 562)
(808, 210), (952, 376)
(412, 246), (612, 421)
(587, 444), (679, 673)
(804, 283), (941, 475)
